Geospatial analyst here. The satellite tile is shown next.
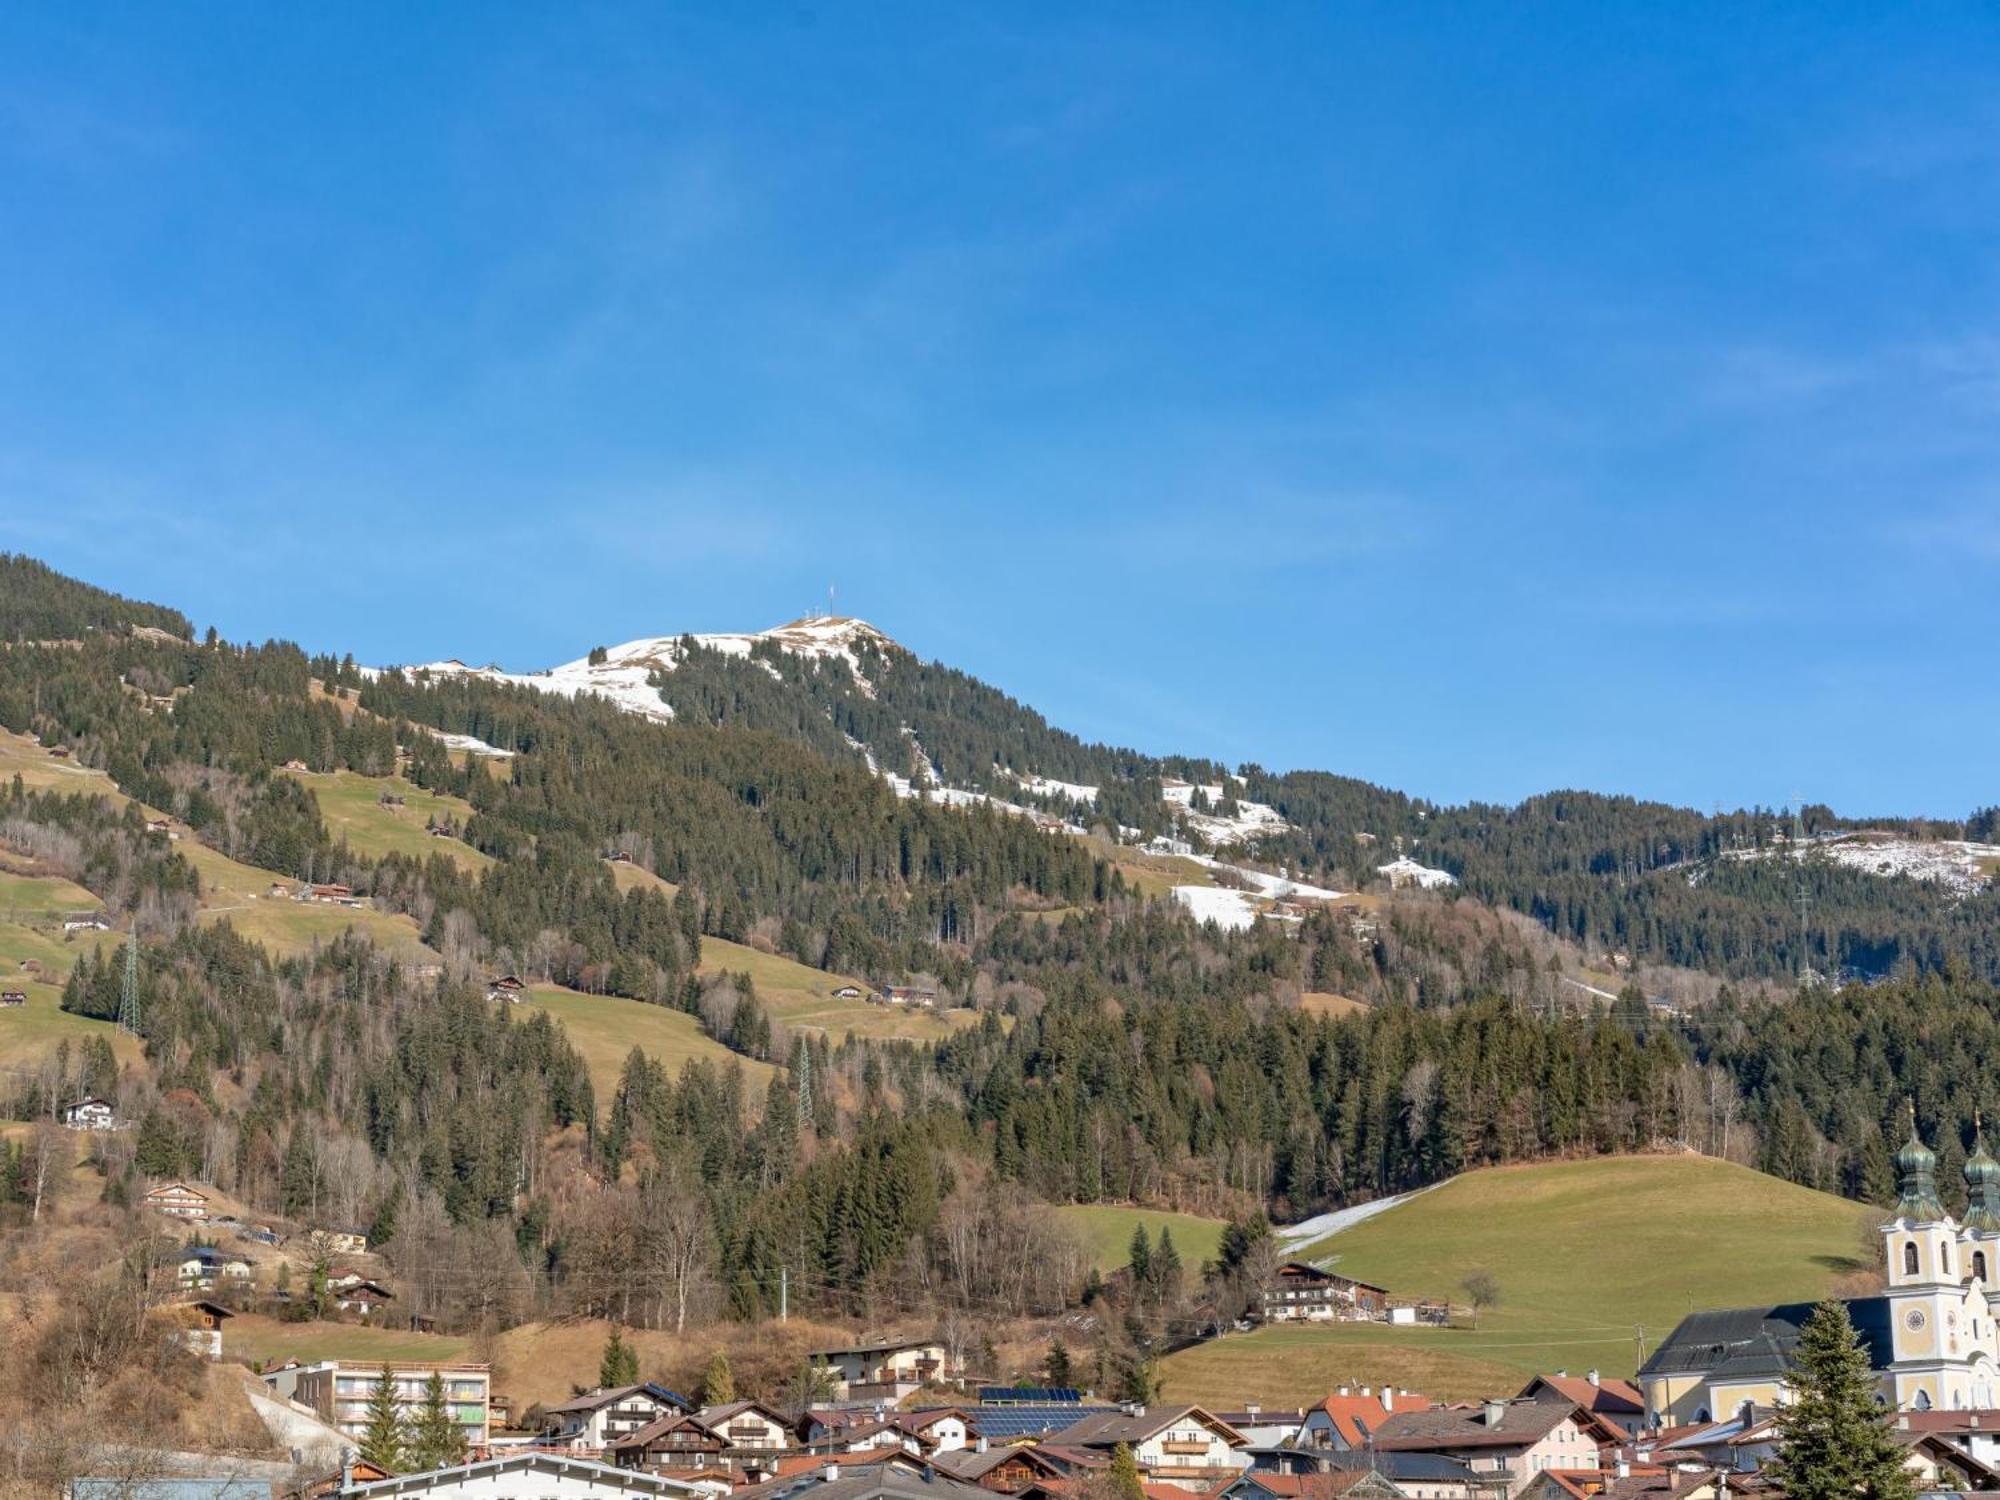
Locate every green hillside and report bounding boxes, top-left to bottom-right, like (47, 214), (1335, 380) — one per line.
(1161, 1153), (1878, 1405)
(1055, 1204), (1228, 1280)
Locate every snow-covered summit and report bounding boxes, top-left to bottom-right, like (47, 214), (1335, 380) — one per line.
(385, 616), (900, 722)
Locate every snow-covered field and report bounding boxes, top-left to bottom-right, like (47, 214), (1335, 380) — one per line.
(1718, 833), (2000, 897)
(428, 730), (514, 759)
(1377, 854), (1456, 889)
(1005, 770), (1099, 805)
(1171, 859), (1344, 929)
(1162, 777), (1290, 847)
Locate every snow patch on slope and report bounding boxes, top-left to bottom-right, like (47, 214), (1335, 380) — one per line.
(1718, 832), (2000, 898)
(1377, 855), (1457, 890)
(1162, 777), (1290, 847)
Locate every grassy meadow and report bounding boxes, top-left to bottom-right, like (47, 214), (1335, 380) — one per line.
(1160, 1154), (1878, 1405)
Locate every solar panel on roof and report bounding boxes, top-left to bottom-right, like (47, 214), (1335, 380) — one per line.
(979, 1387), (1083, 1404)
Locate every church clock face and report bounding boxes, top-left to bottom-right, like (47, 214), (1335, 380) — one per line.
(1908, 1309), (1929, 1331)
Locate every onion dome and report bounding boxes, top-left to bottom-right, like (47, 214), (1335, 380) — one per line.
(1966, 1114), (2000, 1234)
(1896, 1106), (1947, 1222)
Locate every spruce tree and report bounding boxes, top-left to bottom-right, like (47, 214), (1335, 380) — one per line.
(1127, 1225), (1152, 1285)
(1769, 1300), (1914, 1500)
(357, 1364), (404, 1473)
(600, 1326), (640, 1389)
(404, 1370), (467, 1471)
(1044, 1339), (1075, 1389)
(702, 1348), (736, 1405)
(1152, 1228), (1183, 1295)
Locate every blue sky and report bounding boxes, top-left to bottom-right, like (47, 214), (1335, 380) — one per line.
(3, 4), (1998, 815)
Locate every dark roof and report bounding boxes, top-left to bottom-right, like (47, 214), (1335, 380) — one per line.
(545, 1382), (692, 1418)
(1637, 1299), (1893, 1382)
(1046, 1405), (1246, 1449)
(1371, 1401), (1581, 1451)
(1519, 1375), (1646, 1419)
(1324, 1452), (1479, 1481)
(733, 1464), (991, 1500)
(970, 1404), (1119, 1441)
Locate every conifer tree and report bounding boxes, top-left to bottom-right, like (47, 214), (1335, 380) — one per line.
(404, 1370), (467, 1471)
(1152, 1228), (1183, 1295)
(1107, 1443), (1146, 1500)
(702, 1348), (736, 1405)
(600, 1326), (640, 1389)
(1768, 1300), (1914, 1500)
(1126, 1225), (1152, 1285)
(358, 1364), (404, 1473)
(1044, 1339), (1075, 1389)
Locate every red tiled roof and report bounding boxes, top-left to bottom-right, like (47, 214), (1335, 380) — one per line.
(1310, 1392), (1438, 1447)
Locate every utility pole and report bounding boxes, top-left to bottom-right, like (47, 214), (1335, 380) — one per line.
(1633, 1324), (1648, 1368)
(1791, 792), (1813, 984)
(779, 1265), (788, 1323)
(118, 926), (140, 1037)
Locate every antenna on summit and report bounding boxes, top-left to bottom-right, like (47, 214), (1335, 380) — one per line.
(828, 583), (837, 619)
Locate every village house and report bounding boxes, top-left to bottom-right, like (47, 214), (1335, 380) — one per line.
(1261, 1262), (1391, 1323)
(143, 1181), (213, 1219)
(1516, 1375), (1645, 1438)
(315, 1227), (369, 1255)
(151, 1298), (235, 1361)
(545, 1383), (695, 1451)
(330, 1273), (396, 1315)
(0, 989), (26, 1008)
(832, 985), (866, 1001)
(693, 1401), (795, 1466)
(487, 974), (528, 1003)
(810, 1339), (954, 1401)
(890, 1410), (972, 1454)
(291, 1360), (493, 1449)
(610, 1412), (734, 1477)
(63, 912), (110, 933)
(934, 1443), (1079, 1494)
(1045, 1405), (1249, 1490)
(876, 985), (939, 1010)
(1298, 1389), (1433, 1449)
(1370, 1400), (1613, 1499)
(63, 1096), (117, 1129)
(173, 1243), (254, 1289)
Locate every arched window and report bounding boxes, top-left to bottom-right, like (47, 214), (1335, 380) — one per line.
(1976, 1251), (1988, 1282)
(1915, 1390), (1934, 1411)
(1906, 1241), (1921, 1276)
(1693, 1408), (1711, 1424)
(1943, 1242), (1954, 1275)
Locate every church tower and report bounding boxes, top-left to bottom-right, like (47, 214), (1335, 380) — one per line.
(1883, 1115), (1967, 1410)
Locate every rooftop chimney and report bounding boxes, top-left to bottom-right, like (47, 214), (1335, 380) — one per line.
(822, 1464), (841, 1483)
(1361, 1387), (1372, 1397)
(1616, 1461), (1631, 1480)
(1483, 1401), (1506, 1428)
(976, 1436), (989, 1453)
(1247, 1403), (1261, 1417)
(1338, 1387), (1350, 1398)
(1588, 1370), (1601, 1388)
(1382, 1391), (1394, 1413)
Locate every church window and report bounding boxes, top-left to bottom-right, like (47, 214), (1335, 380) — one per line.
(1915, 1390), (1933, 1411)
(1906, 1242), (1921, 1276)
(1977, 1252), (1988, 1282)
(1943, 1243), (1953, 1275)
